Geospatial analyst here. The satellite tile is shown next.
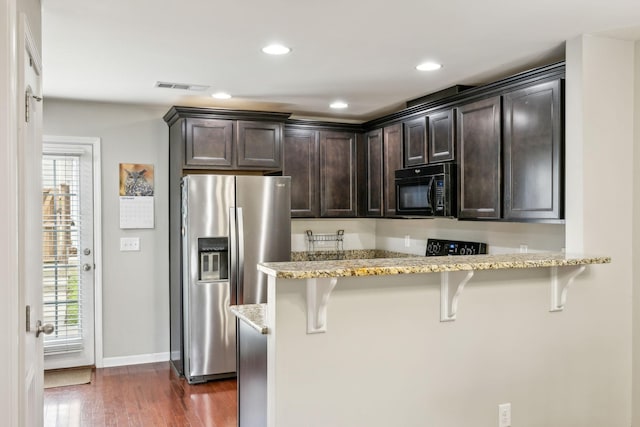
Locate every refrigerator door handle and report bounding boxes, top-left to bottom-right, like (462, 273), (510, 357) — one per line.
(229, 207), (238, 306)
(237, 207), (245, 305)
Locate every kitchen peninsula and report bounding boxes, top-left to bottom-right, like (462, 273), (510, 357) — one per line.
(232, 252), (610, 427)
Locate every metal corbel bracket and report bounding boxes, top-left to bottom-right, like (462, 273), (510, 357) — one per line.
(306, 277), (338, 334)
(550, 265), (587, 312)
(440, 270), (475, 322)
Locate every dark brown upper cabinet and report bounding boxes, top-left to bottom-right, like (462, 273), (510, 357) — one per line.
(383, 123), (403, 217)
(236, 121), (283, 169)
(427, 109), (455, 163)
(283, 129), (319, 218)
(503, 79), (563, 220)
(319, 131), (358, 217)
(402, 116), (428, 167)
(363, 124), (403, 218)
(364, 129), (383, 217)
(457, 96), (502, 220)
(185, 118), (233, 167)
(164, 107), (290, 171)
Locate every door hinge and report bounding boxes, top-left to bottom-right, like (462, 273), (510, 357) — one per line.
(24, 87), (42, 123)
(25, 87), (31, 123)
(25, 305), (31, 332)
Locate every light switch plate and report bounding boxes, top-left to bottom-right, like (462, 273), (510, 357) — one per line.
(120, 237), (140, 251)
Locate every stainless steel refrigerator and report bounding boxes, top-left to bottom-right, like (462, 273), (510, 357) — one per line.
(172, 175), (290, 384)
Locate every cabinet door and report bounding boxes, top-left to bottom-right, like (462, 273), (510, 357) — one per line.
(503, 80), (563, 220)
(364, 129), (383, 217)
(319, 131), (357, 217)
(185, 118), (233, 167)
(457, 96), (501, 219)
(236, 121), (282, 169)
(403, 116), (428, 167)
(383, 123), (403, 217)
(428, 109), (455, 163)
(283, 129), (319, 218)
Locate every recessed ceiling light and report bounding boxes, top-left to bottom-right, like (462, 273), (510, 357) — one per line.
(330, 101), (348, 109)
(416, 62), (442, 71)
(212, 92), (232, 99)
(262, 44), (291, 55)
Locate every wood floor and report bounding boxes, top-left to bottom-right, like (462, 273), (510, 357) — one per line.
(44, 362), (237, 427)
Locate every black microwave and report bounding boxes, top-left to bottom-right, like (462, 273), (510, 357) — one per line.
(395, 163), (456, 217)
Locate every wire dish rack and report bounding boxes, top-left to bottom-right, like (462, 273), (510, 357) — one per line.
(305, 230), (345, 260)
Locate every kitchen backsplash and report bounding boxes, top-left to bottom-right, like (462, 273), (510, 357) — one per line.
(292, 217), (566, 256)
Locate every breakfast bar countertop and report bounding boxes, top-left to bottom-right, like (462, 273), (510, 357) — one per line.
(257, 252), (611, 279)
(230, 304), (268, 334)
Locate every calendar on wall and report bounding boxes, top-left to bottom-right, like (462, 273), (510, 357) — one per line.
(119, 163), (155, 229)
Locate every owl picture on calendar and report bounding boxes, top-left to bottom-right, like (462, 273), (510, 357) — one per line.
(119, 163), (154, 197)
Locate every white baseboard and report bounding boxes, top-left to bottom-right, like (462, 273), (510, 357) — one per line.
(101, 352), (169, 368)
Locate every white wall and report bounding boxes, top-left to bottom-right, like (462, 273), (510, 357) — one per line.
(43, 99), (170, 362)
(566, 34), (635, 425)
(291, 218), (376, 252)
(376, 218), (565, 255)
(293, 218), (564, 255)
(271, 264), (622, 427)
(633, 39), (640, 426)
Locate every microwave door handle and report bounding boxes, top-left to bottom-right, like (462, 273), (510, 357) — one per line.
(427, 177), (435, 215)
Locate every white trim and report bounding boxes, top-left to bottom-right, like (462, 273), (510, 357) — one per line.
(0, 0), (19, 425)
(43, 135), (104, 368)
(102, 352), (170, 368)
(18, 11), (44, 426)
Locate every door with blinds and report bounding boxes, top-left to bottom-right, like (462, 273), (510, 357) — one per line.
(42, 142), (95, 369)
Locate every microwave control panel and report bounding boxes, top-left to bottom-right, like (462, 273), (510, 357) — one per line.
(425, 238), (488, 256)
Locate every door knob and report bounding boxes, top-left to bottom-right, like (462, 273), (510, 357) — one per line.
(36, 320), (54, 337)
(83, 263), (92, 271)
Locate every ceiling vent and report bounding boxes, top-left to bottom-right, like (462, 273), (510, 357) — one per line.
(155, 81), (209, 91)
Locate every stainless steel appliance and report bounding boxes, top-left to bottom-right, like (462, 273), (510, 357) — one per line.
(174, 175), (291, 383)
(395, 163), (456, 217)
(425, 238), (487, 256)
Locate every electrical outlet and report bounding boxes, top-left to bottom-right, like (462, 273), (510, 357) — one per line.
(404, 235), (411, 247)
(519, 244), (528, 253)
(120, 237), (140, 251)
(498, 403), (511, 427)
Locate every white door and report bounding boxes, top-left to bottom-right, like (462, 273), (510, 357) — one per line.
(42, 141), (96, 369)
(19, 14), (45, 427)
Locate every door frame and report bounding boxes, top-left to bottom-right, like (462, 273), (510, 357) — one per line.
(43, 135), (104, 368)
(0, 0), (21, 424)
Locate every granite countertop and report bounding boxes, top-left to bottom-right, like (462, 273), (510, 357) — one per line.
(291, 249), (413, 261)
(230, 304), (268, 334)
(258, 252), (611, 279)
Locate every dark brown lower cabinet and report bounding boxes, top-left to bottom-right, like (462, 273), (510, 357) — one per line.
(319, 131), (358, 217)
(503, 79), (563, 220)
(457, 96), (502, 219)
(283, 129), (319, 217)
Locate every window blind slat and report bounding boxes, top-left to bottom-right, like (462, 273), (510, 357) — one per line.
(42, 154), (85, 356)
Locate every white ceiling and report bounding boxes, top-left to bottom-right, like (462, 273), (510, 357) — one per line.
(41, 0), (640, 122)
